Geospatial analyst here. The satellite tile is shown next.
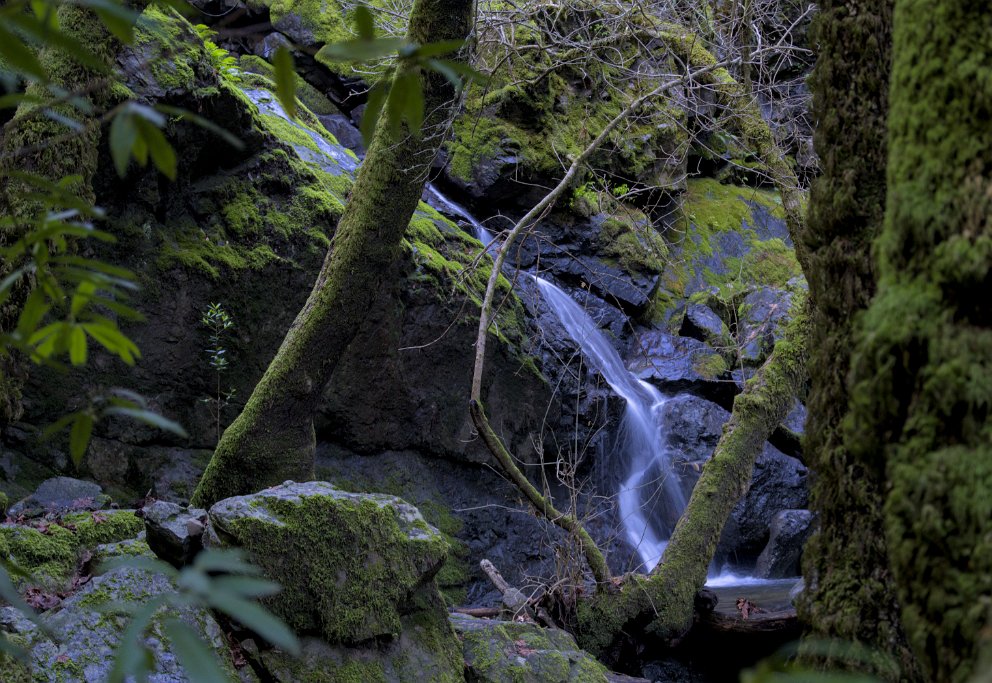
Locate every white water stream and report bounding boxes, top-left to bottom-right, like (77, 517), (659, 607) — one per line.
(424, 185), (687, 571)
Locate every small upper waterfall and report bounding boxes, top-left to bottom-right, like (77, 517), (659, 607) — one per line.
(423, 184), (496, 246)
(534, 278), (688, 571)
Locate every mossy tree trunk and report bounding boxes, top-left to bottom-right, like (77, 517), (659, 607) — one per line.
(0, 5), (121, 425)
(794, 1), (921, 680)
(844, 2), (992, 679)
(575, 301), (809, 658)
(191, 0), (475, 507)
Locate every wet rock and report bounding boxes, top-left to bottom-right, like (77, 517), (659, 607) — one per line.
(679, 304), (730, 347)
(736, 286), (793, 364)
(317, 112), (364, 154)
(205, 481), (453, 646)
(726, 447), (809, 563)
(450, 613), (616, 682)
(754, 509), (814, 578)
(0, 566), (248, 682)
(142, 500), (207, 567)
(7, 477), (110, 519)
(627, 330), (729, 395)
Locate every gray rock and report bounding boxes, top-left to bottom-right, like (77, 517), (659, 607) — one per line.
(253, 31), (291, 60)
(205, 481), (451, 645)
(755, 509), (814, 578)
(679, 304), (729, 347)
(450, 613), (613, 682)
(8, 477), (109, 519)
(736, 286), (793, 363)
(142, 500), (207, 567)
(627, 330), (725, 392)
(726, 446), (809, 563)
(0, 566), (250, 682)
(318, 113), (364, 154)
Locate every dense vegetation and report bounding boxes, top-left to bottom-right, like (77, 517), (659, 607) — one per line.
(0, 0), (989, 681)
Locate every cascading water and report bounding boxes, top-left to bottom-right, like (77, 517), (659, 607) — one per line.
(424, 184), (688, 571)
(422, 184), (496, 246)
(534, 278), (687, 571)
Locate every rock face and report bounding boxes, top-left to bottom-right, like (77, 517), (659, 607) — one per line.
(205, 482), (451, 640)
(450, 613), (614, 682)
(755, 509), (814, 578)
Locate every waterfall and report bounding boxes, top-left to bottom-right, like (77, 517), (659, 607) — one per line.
(422, 184), (496, 247)
(534, 278), (687, 571)
(426, 184), (687, 571)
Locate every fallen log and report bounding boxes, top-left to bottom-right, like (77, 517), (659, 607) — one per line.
(698, 607), (798, 634)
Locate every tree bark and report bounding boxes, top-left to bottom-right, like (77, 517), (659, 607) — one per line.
(191, 0), (475, 507)
(575, 300), (808, 658)
(845, 2), (992, 679)
(794, 1), (921, 681)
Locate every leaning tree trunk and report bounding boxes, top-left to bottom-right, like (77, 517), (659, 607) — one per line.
(0, 5), (122, 425)
(794, 1), (921, 680)
(574, 301), (809, 658)
(844, 2), (992, 680)
(191, 0), (475, 507)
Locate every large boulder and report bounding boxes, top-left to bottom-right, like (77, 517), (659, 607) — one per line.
(450, 613), (616, 682)
(205, 482), (453, 645)
(0, 566), (248, 683)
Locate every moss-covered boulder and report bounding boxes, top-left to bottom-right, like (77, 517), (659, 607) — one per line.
(0, 566), (248, 683)
(0, 509), (144, 588)
(450, 613), (618, 682)
(204, 482), (456, 648)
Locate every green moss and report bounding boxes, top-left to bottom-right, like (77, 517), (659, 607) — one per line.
(217, 490), (449, 644)
(598, 213), (668, 275)
(61, 510), (144, 548)
(239, 54), (337, 116)
(692, 352), (728, 379)
(0, 524), (78, 586)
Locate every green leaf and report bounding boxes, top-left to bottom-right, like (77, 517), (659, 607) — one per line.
(360, 81), (389, 147)
(135, 117), (177, 180)
(191, 549), (260, 575)
(352, 4), (375, 40)
(206, 590), (300, 654)
(0, 25), (47, 81)
(212, 575), (282, 598)
(387, 68), (422, 137)
(69, 411), (93, 465)
(316, 37), (406, 64)
(163, 619), (230, 683)
(82, 321), (141, 364)
(102, 406), (188, 438)
(41, 412), (78, 441)
(411, 39), (464, 58)
(272, 46), (297, 121)
(68, 325), (88, 366)
(109, 112), (137, 178)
